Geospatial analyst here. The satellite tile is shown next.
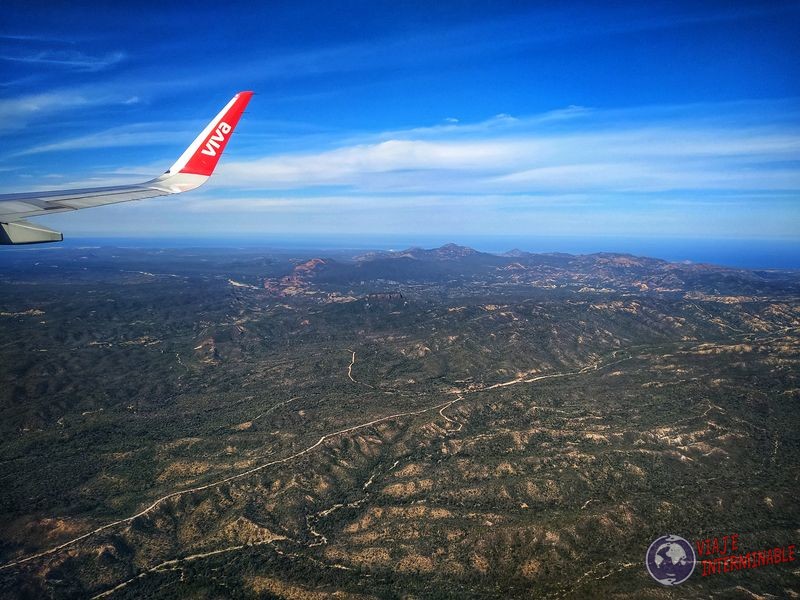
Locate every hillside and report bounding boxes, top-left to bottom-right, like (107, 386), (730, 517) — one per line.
(0, 244), (798, 599)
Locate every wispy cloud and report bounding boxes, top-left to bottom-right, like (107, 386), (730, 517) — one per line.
(11, 122), (195, 157)
(0, 88), (142, 133)
(0, 91), (96, 123)
(215, 101), (800, 195)
(0, 49), (125, 72)
(182, 193), (596, 214)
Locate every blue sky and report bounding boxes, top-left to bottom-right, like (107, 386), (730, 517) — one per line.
(1, 1), (799, 245)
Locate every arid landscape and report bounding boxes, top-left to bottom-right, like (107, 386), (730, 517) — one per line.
(1, 244), (798, 598)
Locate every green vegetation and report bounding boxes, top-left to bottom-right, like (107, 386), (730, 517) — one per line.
(0, 245), (798, 598)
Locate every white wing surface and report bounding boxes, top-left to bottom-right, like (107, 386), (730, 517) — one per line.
(0, 91), (253, 244)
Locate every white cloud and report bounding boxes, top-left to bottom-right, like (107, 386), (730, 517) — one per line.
(219, 138), (526, 187)
(0, 88), (146, 132)
(0, 50), (125, 72)
(182, 193), (595, 214)
(0, 91), (92, 119)
(213, 106), (800, 195)
(12, 123), (195, 156)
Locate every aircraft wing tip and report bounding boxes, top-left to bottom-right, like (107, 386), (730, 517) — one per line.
(169, 92), (254, 178)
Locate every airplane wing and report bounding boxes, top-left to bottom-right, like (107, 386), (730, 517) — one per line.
(0, 91), (253, 245)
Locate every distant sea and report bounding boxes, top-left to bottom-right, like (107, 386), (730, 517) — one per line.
(5, 235), (800, 270)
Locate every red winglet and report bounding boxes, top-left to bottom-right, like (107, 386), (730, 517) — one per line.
(176, 91), (253, 176)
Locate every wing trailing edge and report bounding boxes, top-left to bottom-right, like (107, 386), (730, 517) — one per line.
(0, 221), (63, 245)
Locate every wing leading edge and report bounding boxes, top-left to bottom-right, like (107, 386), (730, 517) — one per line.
(0, 91), (253, 245)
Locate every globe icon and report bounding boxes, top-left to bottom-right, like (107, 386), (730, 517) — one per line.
(645, 535), (696, 585)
